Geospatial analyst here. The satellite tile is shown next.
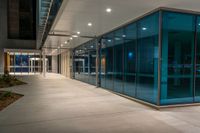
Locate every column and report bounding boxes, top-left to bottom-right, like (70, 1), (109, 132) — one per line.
(0, 49), (4, 74)
(42, 50), (46, 77)
(96, 38), (101, 87)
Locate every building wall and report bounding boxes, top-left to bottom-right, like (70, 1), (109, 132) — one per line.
(52, 55), (58, 73)
(0, 0), (36, 73)
(60, 50), (71, 78)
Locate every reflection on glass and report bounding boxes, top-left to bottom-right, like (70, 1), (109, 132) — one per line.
(195, 17), (200, 101)
(15, 53), (22, 72)
(113, 29), (123, 93)
(136, 12), (159, 104)
(161, 12), (195, 105)
(74, 40), (96, 85)
(124, 23), (137, 97)
(72, 10), (200, 106)
(21, 53), (29, 72)
(74, 13), (159, 105)
(105, 33), (114, 90)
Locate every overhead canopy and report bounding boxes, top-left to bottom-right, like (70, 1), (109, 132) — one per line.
(43, 0), (200, 54)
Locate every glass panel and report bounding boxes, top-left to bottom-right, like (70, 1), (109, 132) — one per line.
(137, 12), (159, 104)
(34, 53), (40, 73)
(88, 41), (97, 85)
(195, 16), (200, 101)
(74, 41), (96, 85)
(161, 12), (195, 105)
(29, 53), (34, 73)
(101, 47), (106, 88)
(123, 23), (137, 97)
(21, 53), (29, 73)
(74, 46), (89, 83)
(113, 29), (124, 93)
(15, 53), (22, 73)
(5, 52), (41, 75)
(101, 33), (114, 90)
(105, 33), (114, 90)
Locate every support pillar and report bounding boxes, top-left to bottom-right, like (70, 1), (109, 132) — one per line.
(42, 50), (46, 77)
(96, 38), (101, 87)
(0, 49), (4, 74)
(71, 49), (75, 79)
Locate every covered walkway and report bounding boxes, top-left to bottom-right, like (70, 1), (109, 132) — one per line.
(0, 73), (200, 133)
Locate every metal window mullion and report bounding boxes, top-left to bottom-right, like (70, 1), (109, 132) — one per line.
(112, 34), (115, 91)
(193, 16), (198, 102)
(122, 28), (125, 94)
(96, 37), (100, 87)
(99, 38), (102, 87)
(14, 52), (15, 75)
(157, 10), (163, 106)
(21, 52), (22, 75)
(135, 22), (139, 98)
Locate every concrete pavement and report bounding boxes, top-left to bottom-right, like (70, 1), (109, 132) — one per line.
(0, 73), (200, 133)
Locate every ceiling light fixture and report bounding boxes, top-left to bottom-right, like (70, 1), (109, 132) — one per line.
(88, 22), (92, 26)
(64, 41), (67, 44)
(70, 37), (73, 40)
(106, 8), (112, 13)
(142, 27), (147, 31)
(122, 35), (126, 38)
(77, 31), (80, 34)
(115, 38), (121, 41)
(72, 35), (78, 38)
(61, 44), (63, 47)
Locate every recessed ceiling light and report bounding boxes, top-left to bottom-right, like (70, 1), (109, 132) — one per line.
(142, 27), (147, 31)
(108, 39), (112, 42)
(199, 23), (200, 26)
(64, 41), (67, 44)
(77, 31), (80, 34)
(88, 22), (92, 26)
(61, 44), (63, 47)
(122, 35), (126, 38)
(70, 37), (73, 40)
(72, 35), (78, 38)
(106, 8), (112, 13)
(115, 37), (121, 41)
(90, 45), (94, 48)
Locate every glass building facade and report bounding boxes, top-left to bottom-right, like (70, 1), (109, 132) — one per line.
(73, 8), (200, 106)
(74, 40), (97, 85)
(4, 51), (45, 75)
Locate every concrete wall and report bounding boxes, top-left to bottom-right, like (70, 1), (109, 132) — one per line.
(60, 50), (72, 78)
(52, 55), (58, 73)
(0, 0), (36, 73)
(60, 51), (69, 77)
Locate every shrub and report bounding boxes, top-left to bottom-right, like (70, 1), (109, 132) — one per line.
(2, 70), (12, 83)
(0, 91), (12, 100)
